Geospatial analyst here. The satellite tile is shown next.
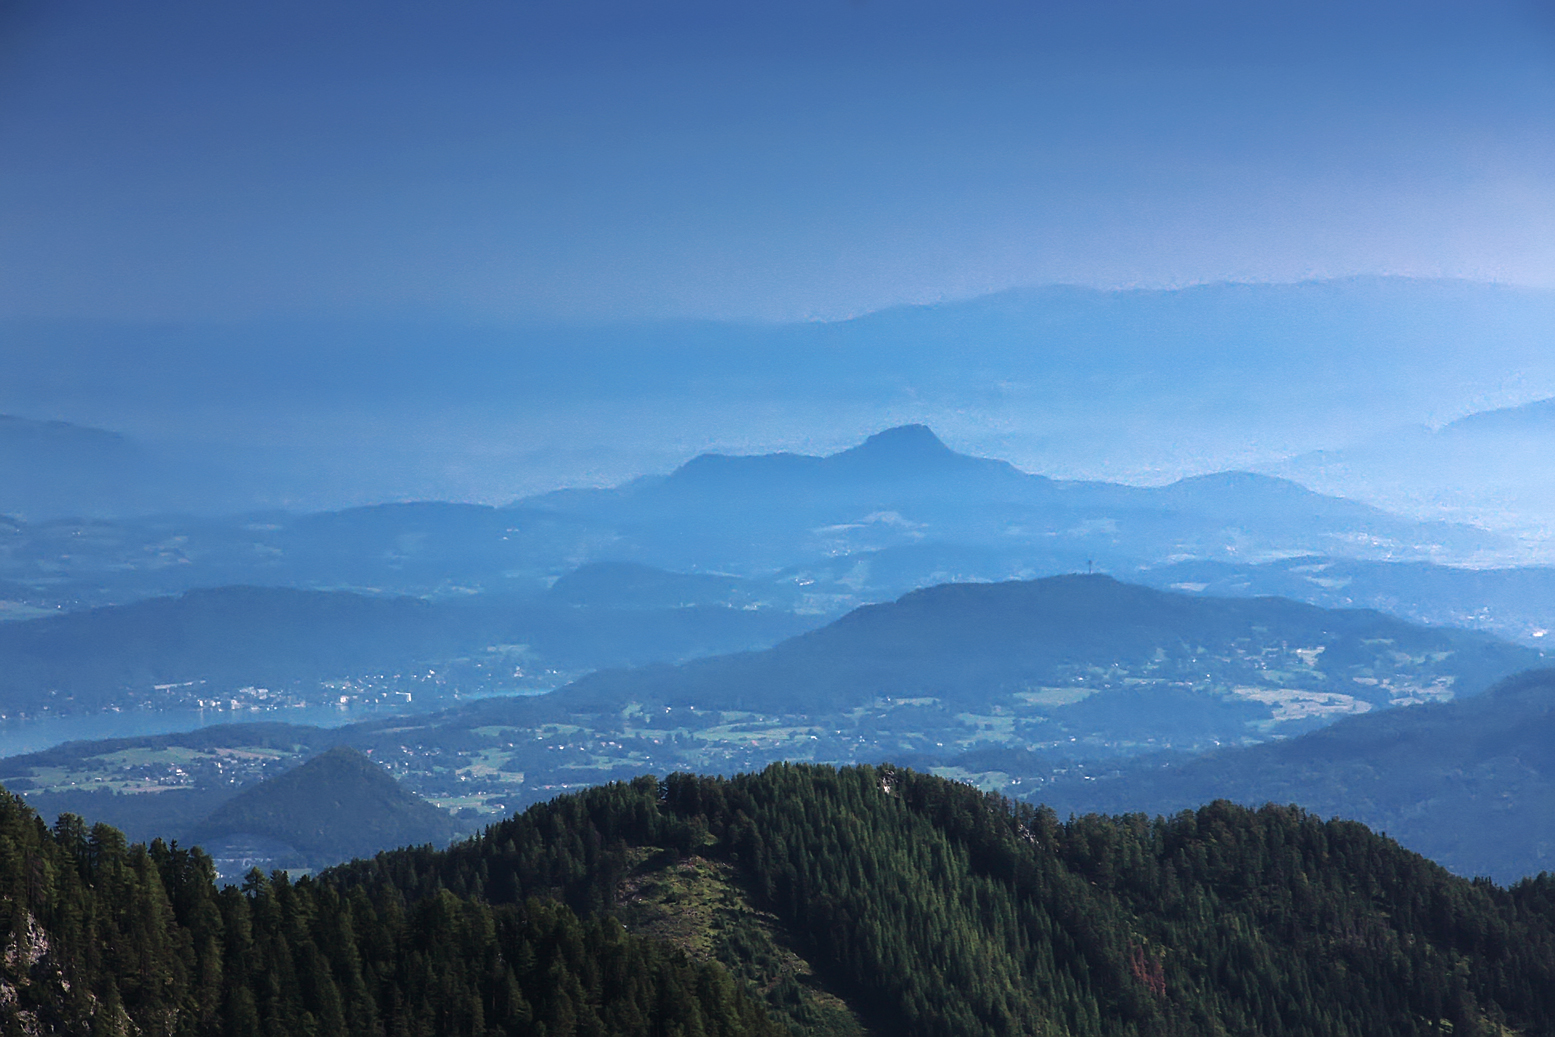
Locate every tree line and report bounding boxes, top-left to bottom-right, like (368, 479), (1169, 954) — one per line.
(0, 787), (781, 1036)
(8, 761), (1555, 1035)
(342, 764), (1555, 1037)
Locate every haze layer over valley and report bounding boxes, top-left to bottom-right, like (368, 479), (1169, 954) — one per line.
(7, 278), (1555, 548)
(8, 3), (1555, 1034)
(7, 424), (1555, 881)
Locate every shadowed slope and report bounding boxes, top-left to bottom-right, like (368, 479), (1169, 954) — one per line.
(189, 745), (460, 863)
(1040, 666), (1555, 881)
(560, 574), (1539, 716)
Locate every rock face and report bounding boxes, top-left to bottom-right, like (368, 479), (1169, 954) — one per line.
(189, 745), (461, 876)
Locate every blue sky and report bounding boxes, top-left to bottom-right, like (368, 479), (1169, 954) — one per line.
(2, 0), (1552, 323)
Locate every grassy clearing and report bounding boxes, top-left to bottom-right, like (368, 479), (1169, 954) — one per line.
(616, 850), (869, 1037)
(1014, 687), (1098, 707)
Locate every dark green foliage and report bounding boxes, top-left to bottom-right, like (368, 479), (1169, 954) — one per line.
(348, 764), (1555, 1037)
(188, 746), (460, 865)
(0, 786), (782, 1036)
(12, 758), (1555, 1037)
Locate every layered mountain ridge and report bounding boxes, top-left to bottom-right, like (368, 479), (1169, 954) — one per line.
(1040, 666), (1555, 882)
(557, 573), (1539, 724)
(8, 574), (1550, 881)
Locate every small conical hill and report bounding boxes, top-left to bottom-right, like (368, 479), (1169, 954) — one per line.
(190, 745), (460, 863)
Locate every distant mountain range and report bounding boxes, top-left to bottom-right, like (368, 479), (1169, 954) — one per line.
(1273, 394), (1555, 540)
(9, 425), (1555, 744)
(8, 738), (465, 879)
(0, 425), (1510, 618)
(8, 575), (1550, 881)
(0, 414), (157, 519)
(8, 278), (1555, 512)
(555, 574), (1540, 738)
(1133, 554), (1555, 645)
(0, 584), (819, 716)
(1039, 667), (1555, 883)
(516, 424), (1500, 574)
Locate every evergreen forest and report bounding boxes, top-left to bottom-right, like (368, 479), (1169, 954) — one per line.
(7, 763), (1555, 1035)
(0, 788), (780, 1037)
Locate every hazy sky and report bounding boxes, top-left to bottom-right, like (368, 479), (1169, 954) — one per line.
(2, 0), (1553, 323)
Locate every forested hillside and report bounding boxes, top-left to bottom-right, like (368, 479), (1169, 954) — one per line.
(188, 747), (463, 878)
(344, 764), (1555, 1037)
(0, 788), (781, 1037)
(9, 763), (1555, 1035)
(558, 575), (1540, 743)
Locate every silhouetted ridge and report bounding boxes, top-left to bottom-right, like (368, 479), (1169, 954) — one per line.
(663, 424), (1023, 496)
(1443, 395), (1555, 434)
(834, 422), (953, 463)
(1153, 470), (1393, 520)
(0, 586), (446, 713)
(1163, 470), (1324, 496)
(0, 413), (131, 449)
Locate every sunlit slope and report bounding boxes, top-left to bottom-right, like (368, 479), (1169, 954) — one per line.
(17, 760), (1555, 1036)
